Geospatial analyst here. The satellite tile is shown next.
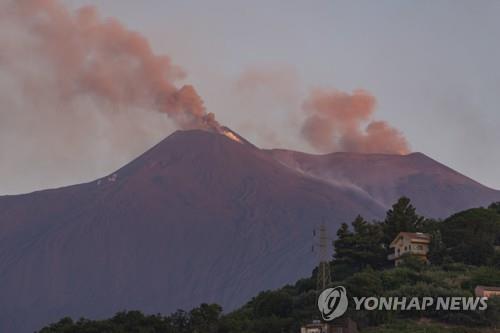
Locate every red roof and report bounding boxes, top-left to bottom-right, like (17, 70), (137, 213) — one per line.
(390, 232), (431, 247)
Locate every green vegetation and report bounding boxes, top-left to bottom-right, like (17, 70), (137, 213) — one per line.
(363, 319), (500, 333)
(38, 199), (500, 333)
(441, 208), (500, 266)
(38, 304), (223, 333)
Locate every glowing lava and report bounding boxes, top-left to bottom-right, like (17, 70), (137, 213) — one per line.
(222, 130), (242, 143)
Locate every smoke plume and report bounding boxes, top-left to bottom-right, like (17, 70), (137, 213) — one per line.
(301, 89), (410, 154)
(0, 0), (220, 194)
(0, 0), (219, 130)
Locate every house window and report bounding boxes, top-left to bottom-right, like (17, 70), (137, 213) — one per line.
(417, 245), (423, 250)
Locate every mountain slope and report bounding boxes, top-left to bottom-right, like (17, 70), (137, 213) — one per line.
(267, 149), (500, 217)
(1, 130), (499, 332)
(0, 130), (384, 332)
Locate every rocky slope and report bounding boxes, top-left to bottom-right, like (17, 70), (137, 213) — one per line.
(0, 130), (382, 332)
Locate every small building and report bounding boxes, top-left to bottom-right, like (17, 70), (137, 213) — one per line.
(387, 232), (431, 266)
(300, 319), (358, 333)
(475, 285), (500, 298)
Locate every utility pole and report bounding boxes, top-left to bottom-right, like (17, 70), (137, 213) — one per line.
(313, 223), (332, 292)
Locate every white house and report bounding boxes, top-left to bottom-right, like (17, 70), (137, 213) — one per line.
(388, 232), (431, 266)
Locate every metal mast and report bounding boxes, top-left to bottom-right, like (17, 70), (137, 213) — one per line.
(313, 223), (332, 291)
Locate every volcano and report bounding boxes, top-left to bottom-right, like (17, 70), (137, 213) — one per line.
(0, 129), (498, 332)
(267, 149), (500, 218)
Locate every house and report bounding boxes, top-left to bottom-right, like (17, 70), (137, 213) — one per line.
(387, 232), (431, 266)
(475, 285), (500, 298)
(300, 318), (358, 333)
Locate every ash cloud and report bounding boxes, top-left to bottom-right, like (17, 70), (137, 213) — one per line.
(301, 88), (410, 154)
(0, 0), (218, 194)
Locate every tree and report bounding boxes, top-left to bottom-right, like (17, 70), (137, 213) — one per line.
(489, 202), (500, 215)
(427, 229), (448, 265)
(382, 197), (424, 246)
(38, 317), (75, 333)
(344, 267), (384, 297)
(462, 266), (500, 290)
(170, 309), (189, 332)
(398, 253), (427, 271)
(334, 215), (387, 273)
(189, 303), (222, 333)
(333, 222), (355, 264)
(253, 290), (293, 318)
(441, 208), (500, 266)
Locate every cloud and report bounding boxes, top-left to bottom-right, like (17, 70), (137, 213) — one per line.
(301, 88), (410, 154)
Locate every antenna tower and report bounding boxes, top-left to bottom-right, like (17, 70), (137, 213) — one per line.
(313, 223), (332, 292)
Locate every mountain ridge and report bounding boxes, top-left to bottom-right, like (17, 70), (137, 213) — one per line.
(266, 147), (500, 217)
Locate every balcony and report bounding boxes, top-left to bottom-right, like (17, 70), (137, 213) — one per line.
(411, 249), (428, 256)
(388, 249), (428, 260)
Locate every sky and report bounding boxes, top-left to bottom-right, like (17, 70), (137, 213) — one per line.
(2, 0), (500, 193)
